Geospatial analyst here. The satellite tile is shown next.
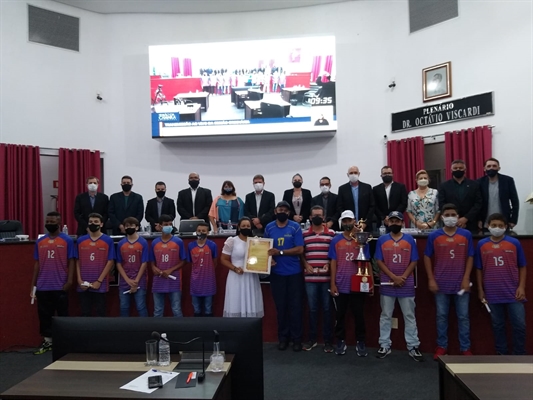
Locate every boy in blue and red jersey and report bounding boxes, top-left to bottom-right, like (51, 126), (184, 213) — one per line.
(187, 222), (218, 317)
(424, 203), (474, 360)
(116, 217), (150, 317)
(31, 211), (77, 354)
(476, 213), (527, 355)
(151, 214), (186, 317)
(76, 212), (115, 317)
(375, 211), (422, 362)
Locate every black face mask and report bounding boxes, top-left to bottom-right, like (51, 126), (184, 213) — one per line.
(452, 170), (465, 179)
(389, 224), (402, 234)
(342, 224), (354, 231)
(88, 224), (100, 233)
(293, 181), (302, 189)
(125, 227), (136, 236)
(311, 216), (324, 226)
(197, 233), (208, 240)
(276, 213), (289, 222)
(189, 180), (200, 189)
(122, 184), (132, 192)
(156, 191), (166, 198)
(45, 224), (59, 234)
(223, 188), (234, 194)
(486, 169), (498, 178)
(239, 228), (253, 237)
(382, 175), (393, 184)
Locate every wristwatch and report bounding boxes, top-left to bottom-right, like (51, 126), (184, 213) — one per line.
(279, 250), (284, 256)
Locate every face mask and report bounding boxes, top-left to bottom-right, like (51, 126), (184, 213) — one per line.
(293, 181), (302, 189)
(122, 184), (132, 192)
(417, 179), (429, 187)
(125, 227), (136, 236)
(45, 224), (59, 234)
(88, 224), (100, 233)
(156, 191), (165, 198)
(239, 228), (253, 237)
(276, 213), (289, 222)
(189, 180), (200, 189)
(389, 224), (402, 234)
(486, 169), (498, 178)
(253, 183), (264, 192)
(341, 223), (354, 231)
(320, 186), (330, 194)
(489, 227), (505, 237)
(311, 216), (324, 226)
(382, 175), (393, 184)
(442, 216), (458, 227)
(162, 226), (173, 234)
(87, 183), (98, 192)
(197, 233), (208, 240)
(223, 187), (233, 194)
(452, 170), (465, 179)
(348, 174), (359, 183)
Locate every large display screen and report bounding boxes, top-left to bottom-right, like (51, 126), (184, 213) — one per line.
(149, 36), (336, 139)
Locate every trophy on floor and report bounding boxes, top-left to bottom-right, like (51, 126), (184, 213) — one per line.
(350, 219), (374, 293)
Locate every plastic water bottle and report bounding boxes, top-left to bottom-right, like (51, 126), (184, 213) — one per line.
(305, 219), (310, 229)
(210, 331), (225, 372)
(62, 225), (68, 235)
(158, 333), (170, 366)
(227, 220), (232, 230)
(379, 222), (386, 236)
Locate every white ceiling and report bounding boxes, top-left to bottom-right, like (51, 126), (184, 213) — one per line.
(51, 0), (351, 14)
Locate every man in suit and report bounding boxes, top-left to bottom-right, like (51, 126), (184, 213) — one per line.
(244, 174), (275, 234)
(373, 166), (408, 228)
(311, 176), (339, 230)
(477, 157), (519, 230)
(108, 175), (144, 235)
(437, 160), (482, 233)
(176, 172), (213, 224)
(145, 181), (176, 232)
(336, 166), (375, 232)
(73, 176), (109, 236)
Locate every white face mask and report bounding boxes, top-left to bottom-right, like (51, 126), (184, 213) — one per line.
(320, 185), (330, 194)
(417, 179), (429, 187)
(348, 174), (359, 183)
(253, 183), (263, 192)
(442, 216), (458, 227)
(88, 183), (98, 192)
(489, 227), (505, 237)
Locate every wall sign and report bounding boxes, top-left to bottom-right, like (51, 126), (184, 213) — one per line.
(391, 92), (494, 132)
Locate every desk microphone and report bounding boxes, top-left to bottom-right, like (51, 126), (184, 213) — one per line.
(151, 331), (206, 383)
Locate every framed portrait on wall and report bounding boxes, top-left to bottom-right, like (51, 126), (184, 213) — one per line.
(423, 62), (452, 102)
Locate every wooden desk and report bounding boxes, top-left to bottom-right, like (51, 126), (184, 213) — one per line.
(176, 104), (202, 122)
(244, 100), (262, 120)
(1, 353), (233, 400)
(438, 355), (533, 400)
(281, 87), (310, 104)
(174, 92), (210, 111)
(234, 91), (248, 109)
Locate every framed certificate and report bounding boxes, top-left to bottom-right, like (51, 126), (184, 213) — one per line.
(243, 237), (273, 274)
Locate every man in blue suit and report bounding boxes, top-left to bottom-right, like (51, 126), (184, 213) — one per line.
(477, 158), (519, 230)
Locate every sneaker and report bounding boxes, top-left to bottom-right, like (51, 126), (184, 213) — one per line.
(433, 346), (447, 361)
(335, 340), (347, 355)
(461, 349), (473, 356)
(323, 342), (334, 353)
(409, 347), (424, 362)
(376, 347), (392, 359)
(356, 341), (368, 357)
(302, 341), (317, 351)
(34, 340), (52, 355)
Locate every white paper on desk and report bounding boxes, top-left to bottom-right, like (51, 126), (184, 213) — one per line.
(120, 369), (178, 394)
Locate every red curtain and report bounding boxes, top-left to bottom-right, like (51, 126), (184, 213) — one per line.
(444, 126), (492, 180)
(310, 56), (322, 82)
(387, 137), (425, 227)
(171, 57), (180, 78)
(183, 58), (192, 77)
(324, 55), (333, 74)
(58, 148), (101, 235)
(0, 143), (43, 239)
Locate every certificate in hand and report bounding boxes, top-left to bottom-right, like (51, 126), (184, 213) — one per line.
(243, 237), (273, 274)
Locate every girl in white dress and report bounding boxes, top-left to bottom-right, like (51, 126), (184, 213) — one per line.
(221, 217), (264, 318)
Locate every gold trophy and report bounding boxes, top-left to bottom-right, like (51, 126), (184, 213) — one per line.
(350, 219), (373, 275)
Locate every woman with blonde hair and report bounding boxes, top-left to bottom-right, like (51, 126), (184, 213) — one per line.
(407, 170), (440, 229)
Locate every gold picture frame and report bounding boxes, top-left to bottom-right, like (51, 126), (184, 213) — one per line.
(423, 62), (452, 102)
